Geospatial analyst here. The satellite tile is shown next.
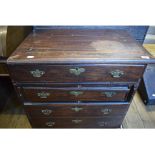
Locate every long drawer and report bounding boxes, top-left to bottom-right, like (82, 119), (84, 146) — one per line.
(25, 103), (129, 117)
(28, 116), (124, 128)
(21, 86), (130, 102)
(9, 64), (145, 83)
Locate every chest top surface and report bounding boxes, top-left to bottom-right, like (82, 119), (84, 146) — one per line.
(7, 29), (155, 64)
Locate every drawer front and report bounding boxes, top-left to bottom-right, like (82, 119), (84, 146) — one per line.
(25, 103), (129, 117)
(9, 64), (145, 83)
(28, 116), (124, 128)
(21, 86), (130, 102)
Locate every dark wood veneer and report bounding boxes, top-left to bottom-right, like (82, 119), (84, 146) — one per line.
(7, 29), (155, 128)
(9, 64), (145, 83)
(25, 103), (129, 118)
(21, 86), (129, 102)
(7, 29), (155, 64)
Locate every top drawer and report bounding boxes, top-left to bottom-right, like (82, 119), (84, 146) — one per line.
(8, 64), (145, 83)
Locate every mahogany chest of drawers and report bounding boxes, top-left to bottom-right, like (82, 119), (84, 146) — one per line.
(7, 29), (155, 128)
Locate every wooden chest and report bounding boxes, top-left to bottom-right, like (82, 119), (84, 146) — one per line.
(7, 29), (155, 128)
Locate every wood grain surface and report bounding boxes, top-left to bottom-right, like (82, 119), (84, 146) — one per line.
(8, 64), (145, 83)
(7, 29), (155, 64)
(21, 86), (129, 102)
(25, 103), (129, 118)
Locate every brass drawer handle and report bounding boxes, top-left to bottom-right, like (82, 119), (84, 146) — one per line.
(30, 69), (45, 77)
(110, 70), (124, 78)
(72, 119), (82, 124)
(41, 109), (52, 115)
(45, 121), (55, 127)
(69, 67), (85, 76)
(71, 107), (83, 112)
(70, 91), (83, 97)
(101, 108), (112, 115)
(98, 121), (108, 127)
(37, 92), (50, 98)
(102, 92), (116, 98)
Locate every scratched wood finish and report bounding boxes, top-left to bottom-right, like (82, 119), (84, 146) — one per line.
(21, 86), (129, 102)
(1, 43), (155, 128)
(7, 29), (155, 128)
(8, 64), (145, 83)
(7, 29), (155, 64)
